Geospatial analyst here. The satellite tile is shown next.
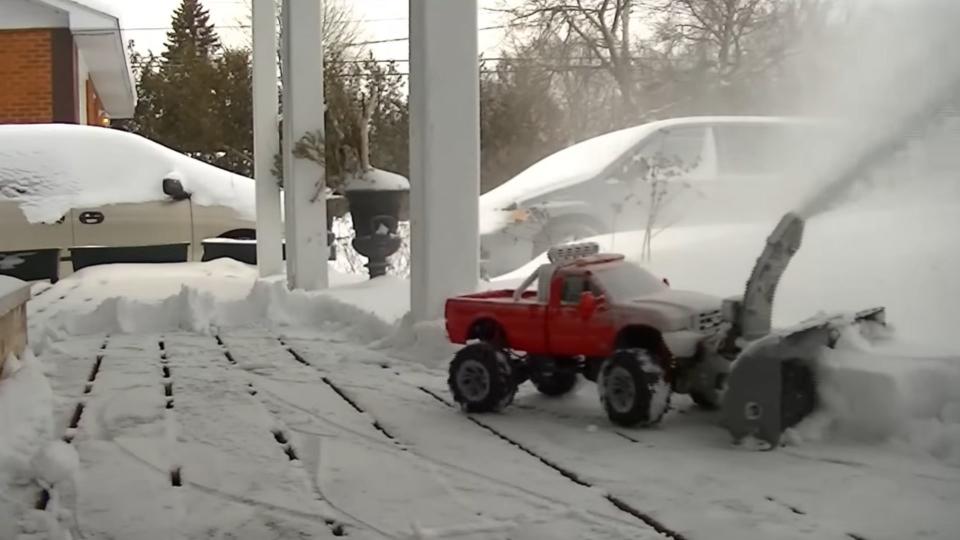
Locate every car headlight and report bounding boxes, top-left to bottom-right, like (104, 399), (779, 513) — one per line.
(510, 208), (531, 223)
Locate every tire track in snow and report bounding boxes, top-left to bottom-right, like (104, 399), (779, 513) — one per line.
(282, 340), (401, 443)
(215, 334), (383, 539)
(419, 384), (877, 540)
(505, 397), (883, 540)
(417, 387), (688, 540)
(36, 336), (109, 511)
(279, 338), (660, 538)
(159, 333), (360, 539)
(158, 338), (184, 490)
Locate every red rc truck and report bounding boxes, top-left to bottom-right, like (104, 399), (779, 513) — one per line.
(444, 242), (732, 427)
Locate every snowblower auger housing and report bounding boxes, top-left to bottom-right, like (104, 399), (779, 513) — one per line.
(721, 307), (886, 447)
(719, 212), (887, 447)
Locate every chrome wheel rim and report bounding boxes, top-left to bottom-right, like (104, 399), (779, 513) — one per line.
(457, 359), (491, 402)
(605, 366), (636, 414)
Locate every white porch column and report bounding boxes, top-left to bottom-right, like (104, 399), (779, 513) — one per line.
(409, 0), (480, 321)
(281, 0), (328, 290)
(252, 0), (283, 277)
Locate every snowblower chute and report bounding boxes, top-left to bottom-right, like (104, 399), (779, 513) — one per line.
(720, 212), (886, 447)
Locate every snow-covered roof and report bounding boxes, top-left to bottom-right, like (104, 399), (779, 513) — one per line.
(480, 116), (812, 212)
(30, 0), (136, 118)
(0, 124), (256, 223)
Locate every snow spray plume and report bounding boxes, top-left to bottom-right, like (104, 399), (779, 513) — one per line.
(791, 0), (960, 218)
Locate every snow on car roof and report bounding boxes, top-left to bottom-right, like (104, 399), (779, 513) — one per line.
(0, 124), (255, 224)
(479, 115), (811, 211)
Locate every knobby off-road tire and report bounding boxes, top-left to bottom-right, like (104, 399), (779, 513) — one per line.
(448, 342), (517, 413)
(599, 348), (671, 427)
(528, 356), (579, 397)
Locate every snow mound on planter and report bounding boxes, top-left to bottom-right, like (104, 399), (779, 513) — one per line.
(791, 327), (960, 467)
(0, 124), (256, 224)
(344, 168), (410, 192)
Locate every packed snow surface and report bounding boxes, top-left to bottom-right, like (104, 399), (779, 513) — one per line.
(344, 168), (410, 192)
(0, 124), (256, 223)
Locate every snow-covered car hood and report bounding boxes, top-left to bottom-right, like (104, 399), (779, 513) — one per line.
(479, 123), (658, 219)
(0, 124), (256, 223)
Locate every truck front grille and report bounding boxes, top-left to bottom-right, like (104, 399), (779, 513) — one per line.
(698, 310), (723, 333)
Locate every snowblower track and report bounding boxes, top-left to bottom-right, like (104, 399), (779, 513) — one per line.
(417, 386), (689, 540)
(277, 338), (668, 537)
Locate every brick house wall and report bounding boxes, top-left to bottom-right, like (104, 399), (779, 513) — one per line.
(0, 27), (108, 126)
(0, 29), (54, 123)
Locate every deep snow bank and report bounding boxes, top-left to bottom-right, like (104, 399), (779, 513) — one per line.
(794, 327), (960, 467)
(30, 261), (408, 353)
(0, 351), (76, 539)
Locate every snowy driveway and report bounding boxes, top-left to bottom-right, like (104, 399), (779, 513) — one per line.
(10, 264), (960, 540)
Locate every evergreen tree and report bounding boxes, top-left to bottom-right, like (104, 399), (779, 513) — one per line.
(162, 0), (220, 63)
(211, 48), (254, 176)
(149, 0), (221, 160)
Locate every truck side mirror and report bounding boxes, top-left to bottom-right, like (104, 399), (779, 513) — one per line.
(579, 291), (599, 319)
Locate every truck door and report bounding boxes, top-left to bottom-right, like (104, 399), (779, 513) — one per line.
(547, 273), (611, 357)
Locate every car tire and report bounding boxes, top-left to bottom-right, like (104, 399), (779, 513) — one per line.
(448, 342), (517, 413)
(598, 348), (671, 427)
(528, 356), (579, 397)
(532, 216), (605, 256)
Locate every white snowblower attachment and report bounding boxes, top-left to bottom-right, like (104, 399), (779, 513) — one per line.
(720, 213), (886, 447)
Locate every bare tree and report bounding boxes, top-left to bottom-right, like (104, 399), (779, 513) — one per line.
(653, 0), (777, 80)
(501, 0), (642, 119)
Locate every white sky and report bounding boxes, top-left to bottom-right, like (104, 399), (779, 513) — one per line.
(99, 0), (511, 65)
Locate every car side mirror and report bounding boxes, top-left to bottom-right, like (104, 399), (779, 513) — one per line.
(579, 291), (601, 319)
(162, 178), (191, 201)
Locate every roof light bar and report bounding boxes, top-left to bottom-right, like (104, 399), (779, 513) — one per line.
(547, 242), (601, 263)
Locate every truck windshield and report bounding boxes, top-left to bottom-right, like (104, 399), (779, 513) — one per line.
(592, 262), (667, 300)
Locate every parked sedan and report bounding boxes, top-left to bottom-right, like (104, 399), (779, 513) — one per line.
(0, 124), (258, 279)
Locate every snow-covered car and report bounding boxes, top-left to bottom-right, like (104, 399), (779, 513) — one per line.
(479, 116), (826, 276)
(0, 124), (259, 272)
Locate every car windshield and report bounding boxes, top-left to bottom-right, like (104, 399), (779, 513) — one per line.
(591, 262), (667, 300)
